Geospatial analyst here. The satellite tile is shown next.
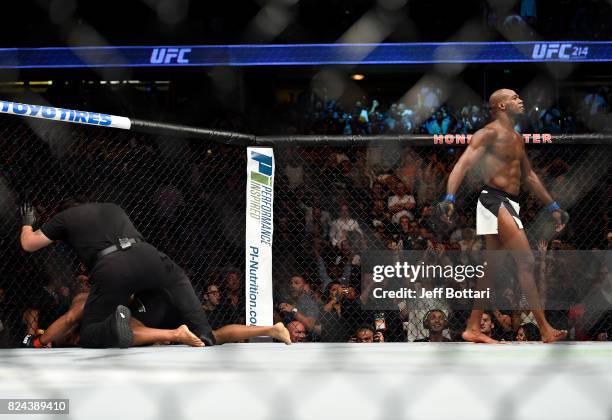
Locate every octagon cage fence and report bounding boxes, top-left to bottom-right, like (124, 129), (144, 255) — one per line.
(0, 110), (610, 347)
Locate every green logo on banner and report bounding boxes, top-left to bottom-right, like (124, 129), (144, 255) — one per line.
(251, 171), (271, 185)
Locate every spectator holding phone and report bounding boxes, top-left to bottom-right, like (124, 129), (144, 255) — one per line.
(316, 281), (360, 342)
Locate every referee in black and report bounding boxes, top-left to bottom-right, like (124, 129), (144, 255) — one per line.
(19, 199), (216, 348)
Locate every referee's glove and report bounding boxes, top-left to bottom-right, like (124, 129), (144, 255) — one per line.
(20, 203), (37, 227)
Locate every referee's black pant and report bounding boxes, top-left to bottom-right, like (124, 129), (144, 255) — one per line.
(79, 242), (215, 347)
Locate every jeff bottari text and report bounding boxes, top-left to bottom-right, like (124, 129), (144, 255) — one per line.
(372, 287), (490, 299)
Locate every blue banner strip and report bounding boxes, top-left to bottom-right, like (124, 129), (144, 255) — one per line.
(0, 41), (610, 69)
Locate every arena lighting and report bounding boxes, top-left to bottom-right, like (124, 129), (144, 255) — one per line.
(0, 41), (610, 68)
(351, 73), (365, 81)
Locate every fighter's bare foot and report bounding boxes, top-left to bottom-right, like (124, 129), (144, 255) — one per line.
(462, 329), (501, 344)
(272, 322), (292, 345)
(175, 325), (205, 347)
(541, 328), (567, 343)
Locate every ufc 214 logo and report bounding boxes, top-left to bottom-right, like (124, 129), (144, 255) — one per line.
(531, 43), (589, 60)
(150, 48), (191, 64)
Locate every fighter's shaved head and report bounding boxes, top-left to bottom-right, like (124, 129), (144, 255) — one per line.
(489, 89), (516, 112)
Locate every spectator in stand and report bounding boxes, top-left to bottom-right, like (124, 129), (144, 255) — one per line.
(317, 281), (361, 342)
(287, 320), (307, 343)
(468, 105), (485, 130)
(425, 111), (451, 135)
(368, 220), (390, 250)
(579, 260), (612, 340)
(281, 149), (304, 191)
(368, 109), (385, 134)
(370, 182), (388, 203)
(538, 106), (562, 133)
(350, 325), (384, 343)
(583, 88), (608, 116)
(414, 309), (451, 342)
(417, 152), (446, 204)
(417, 204), (438, 235)
(396, 148), (420, 194)
(357, 185), (379, 223)
(304, 205), (332, 239)
(582, 87), (611, 132)
(314, 239), (352, 291)
(480, 312), (496, 341)
(387, 181), (416, 224)
(221, 269), (245, 325)
(419, 86), (442, 109)
(277, 275), (320, 335)
(404, 244), (451, 341)
(516, 323), (541, 341)
(384, 103), (400, 133)
(450, 226), (482, 264)
(456, 106), (474, 134)
(394, 215), (417, 250)
(398, 105), (416, 133)
(329, 204), (364, 247)
(153, 183), (185, 227)
(201, 283), (225, 330)
(336, 159), (355, 191)
(417, 226), (436, 250)
(352, 99), (371, 135)
(481, 308), (515, 341)
(368, 199), (390, 229)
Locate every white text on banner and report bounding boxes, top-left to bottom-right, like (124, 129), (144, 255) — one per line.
(0, 100), (131, 130)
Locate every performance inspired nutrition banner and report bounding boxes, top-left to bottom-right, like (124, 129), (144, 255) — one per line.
(1, 41), (610, 68)
(245, 148), (275, 326)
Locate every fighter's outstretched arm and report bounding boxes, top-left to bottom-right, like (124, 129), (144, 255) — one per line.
(445, 127), (494, 196)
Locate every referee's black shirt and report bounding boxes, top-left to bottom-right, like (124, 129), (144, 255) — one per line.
(41, 202), (143, 270)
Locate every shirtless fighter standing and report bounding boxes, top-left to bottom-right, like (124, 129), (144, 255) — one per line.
(438, 88), (569, 344)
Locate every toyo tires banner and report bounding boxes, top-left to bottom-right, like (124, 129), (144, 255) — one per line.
(245, 148), (274, 326)
(0, 100), (131, 130)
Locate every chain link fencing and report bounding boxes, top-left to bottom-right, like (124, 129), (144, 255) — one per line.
(0, 116), (610, 347)
(0, 118), (247, 347)
(269, 139), (610, 343)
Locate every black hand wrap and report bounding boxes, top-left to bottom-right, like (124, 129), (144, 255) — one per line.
(555, 209), (570, 225)
(435, 200), (454, 218)
(546, 201), (569, 226)
(20, 203), (36, 226)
